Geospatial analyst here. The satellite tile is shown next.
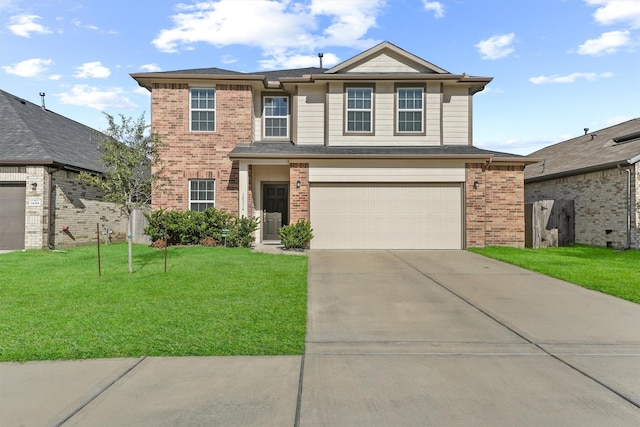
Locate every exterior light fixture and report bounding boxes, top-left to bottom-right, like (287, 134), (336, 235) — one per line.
(473, 180), (480, 189)
(296, 180), (301, 189)
(31, 182), (38, 191)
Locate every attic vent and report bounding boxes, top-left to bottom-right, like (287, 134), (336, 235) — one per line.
(613, 131), (640, 144)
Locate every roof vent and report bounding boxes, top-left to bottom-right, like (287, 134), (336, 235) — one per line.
(584, 128), (589, 135)
(613, 130), (640, 144)
(39, 92), (46, 110)
(318, 53), (324, 68)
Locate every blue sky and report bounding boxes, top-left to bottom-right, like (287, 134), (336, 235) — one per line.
(1, 0), (638, 154)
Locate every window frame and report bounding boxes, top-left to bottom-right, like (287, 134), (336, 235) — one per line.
(262, 94), (290, 140)
(190, 88), (216, 132)
(395, 84), (426, 136)
(188, 179), (215, 212)
(344, 84), (375, 135)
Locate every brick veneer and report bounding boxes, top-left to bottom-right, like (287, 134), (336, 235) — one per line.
(289, 163), (309, 223)
(525, 166), (638, 248)
(151, 83), (253, 213)
(466, 163), (526, 247)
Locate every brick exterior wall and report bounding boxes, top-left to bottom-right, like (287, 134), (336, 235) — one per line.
(151, 83), (253, 214)
(51, 172), (127, 248)
(289, 163), (309, 223)
(525, 166), (639, 248)
(0, 166), (128, 249)
(466, 163), (526, 247)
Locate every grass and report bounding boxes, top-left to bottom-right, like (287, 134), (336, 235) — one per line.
(469, 245), (640, 304)
(0, 244), (307, 362)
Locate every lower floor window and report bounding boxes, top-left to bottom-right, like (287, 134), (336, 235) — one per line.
(189, 179), (215, 211)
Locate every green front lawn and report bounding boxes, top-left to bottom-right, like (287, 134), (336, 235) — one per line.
(469, 245), (640, 304)
(0, 244), (307, 362)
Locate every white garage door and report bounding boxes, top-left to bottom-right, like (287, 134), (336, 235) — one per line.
(310, 183), (462, 249)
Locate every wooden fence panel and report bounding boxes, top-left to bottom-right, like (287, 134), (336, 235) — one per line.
(525, 200), (574, 248)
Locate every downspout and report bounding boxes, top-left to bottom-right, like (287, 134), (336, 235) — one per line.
(617, 163), (631, 250)
(47, 167), (58, 249)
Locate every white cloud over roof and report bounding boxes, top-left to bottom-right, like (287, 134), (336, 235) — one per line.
(529, 71), (614, 84)
(586, 0), (640, 28)
(74, 61), (111, 78)
(577, 30), (631, 55)
(8, 14), (52, 37)
(57, 85), (136, 110)
(475, 33), (516, 60)
(2, 58), (53, 77)
(422, 1), (445, 19)
(152, 0), (384, 69)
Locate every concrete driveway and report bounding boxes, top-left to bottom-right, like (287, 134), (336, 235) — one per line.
(302, 250), (640, 426)
(2, 250), (639, 426)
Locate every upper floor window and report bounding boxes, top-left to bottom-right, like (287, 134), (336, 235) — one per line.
(345, 86), (374, 134)
(189, 179), (215, 211)
(190, 88), (215, 132)
(397, 87), (424, 134)
(263, 96), (289, 139)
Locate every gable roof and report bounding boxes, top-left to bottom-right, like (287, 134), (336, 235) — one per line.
(325, 41), (449, 74)
(131, 41), (491, 93)
(0, 89), (104, 173)
(525, 118), (640, 182)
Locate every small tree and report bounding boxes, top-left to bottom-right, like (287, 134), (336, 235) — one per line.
(80, 113), (165, 274)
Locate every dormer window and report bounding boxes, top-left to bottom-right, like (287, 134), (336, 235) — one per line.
(263, 95), (289, 139)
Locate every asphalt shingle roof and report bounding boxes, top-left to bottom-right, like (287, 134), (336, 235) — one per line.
(0, 89), (104, 173)
(230, 142), (530, 160)
(525, 118), (640, 182)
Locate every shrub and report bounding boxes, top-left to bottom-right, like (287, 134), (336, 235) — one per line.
(144, 208), (258, 248)
(226, 216), (260, 248)
(279, 219), (314, 250)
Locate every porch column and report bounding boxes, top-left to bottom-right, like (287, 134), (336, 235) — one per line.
(238, 161), (249, 218)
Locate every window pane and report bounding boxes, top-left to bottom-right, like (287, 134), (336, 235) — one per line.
(346, 88), (372, 133)
(191, 89), (215, 132)
(397, 88), (423, 133)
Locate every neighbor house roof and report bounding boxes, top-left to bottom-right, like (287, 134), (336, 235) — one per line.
(525, 118), (640, 183)
(229, 142), (537, 164)
(0, 89), (104, 173)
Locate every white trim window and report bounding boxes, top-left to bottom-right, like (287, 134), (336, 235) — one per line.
(190, 88), (216, 132)
(263, 96), (289, 138)
(397, 88), (423, 133)
(189, 179), (215, 211)
(346, 87), (373, 133)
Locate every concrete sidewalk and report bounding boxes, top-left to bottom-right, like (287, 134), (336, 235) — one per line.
(1, 250), (639, 426)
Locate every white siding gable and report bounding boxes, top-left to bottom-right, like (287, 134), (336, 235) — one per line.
(347, 52), (428, 74)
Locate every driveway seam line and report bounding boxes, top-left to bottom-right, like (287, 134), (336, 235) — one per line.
(389, 251), (640, 411)
(56, 356), (147, 426)
(294, 355), (305, 427)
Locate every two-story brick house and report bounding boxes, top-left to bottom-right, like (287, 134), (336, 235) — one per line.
(131, 42), (537, 249)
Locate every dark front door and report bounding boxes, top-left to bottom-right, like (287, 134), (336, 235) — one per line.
(263, 184), (288, 241)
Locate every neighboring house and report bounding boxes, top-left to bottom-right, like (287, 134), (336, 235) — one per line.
(525, 118), (640, 249)
(0, 89), (129, 250)
(131, 41), (537, 249)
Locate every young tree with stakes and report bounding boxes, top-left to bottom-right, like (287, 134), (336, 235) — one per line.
(80, 113), (165, 274)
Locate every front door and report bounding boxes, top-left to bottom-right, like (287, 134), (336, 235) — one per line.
(263, 183), (289, 241)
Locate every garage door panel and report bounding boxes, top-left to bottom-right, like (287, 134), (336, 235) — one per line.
(310, 183), (462, 250)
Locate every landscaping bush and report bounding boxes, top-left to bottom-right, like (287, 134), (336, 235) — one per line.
(144, 208), (258, 248)
(279, 219), (314, 249)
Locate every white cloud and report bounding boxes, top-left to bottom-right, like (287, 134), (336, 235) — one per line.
(8, 14), (52, 37)
(140, 63), (162, 72)
(57, 85), (136, 110)
(152, 0), (384, 68)
(74, 61), (111, 78)
(475, 33), (516, 60)
(422, 1), (444, 18)
(586, 0), (640, 28)
(221, 55), (237, 64)
(577, 30), (631, 55)
(49, 74), (62, 81)
(134, 87), (151, 96)
(2, 58), (53, 77)
(259, 52), (340, 69)
(529, 71), (614, 84)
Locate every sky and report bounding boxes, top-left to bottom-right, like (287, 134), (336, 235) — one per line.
(1, 0), (638, 155)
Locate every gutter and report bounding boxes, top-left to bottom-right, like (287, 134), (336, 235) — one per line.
(525, 159), (633, 183)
